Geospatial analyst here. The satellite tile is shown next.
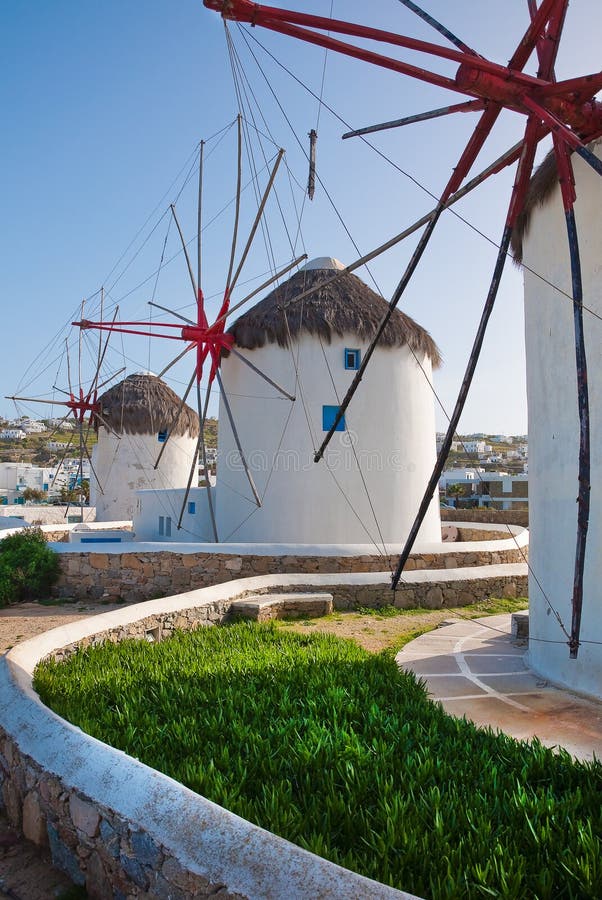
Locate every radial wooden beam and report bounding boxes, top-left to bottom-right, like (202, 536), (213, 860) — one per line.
(216, 369), (261, 506)
(228, 346), (296, 400)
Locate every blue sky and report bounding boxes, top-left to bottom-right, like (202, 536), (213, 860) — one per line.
(2, 1), (600, 433)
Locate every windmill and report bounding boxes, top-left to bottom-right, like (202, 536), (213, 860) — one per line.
(6, 294), (124, 522)
(204, 0), (602, 657)
(74, 117), (305, 540)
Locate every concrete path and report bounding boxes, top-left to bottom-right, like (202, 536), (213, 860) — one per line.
(397, 612), (602, 762)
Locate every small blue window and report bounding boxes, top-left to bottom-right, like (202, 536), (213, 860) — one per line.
(158, 430), (168, 443)
(158, 516), (164, 536)
(188, 501), (196, 515)
(322, 405), (345, 432)
(344, 348), (360, 370)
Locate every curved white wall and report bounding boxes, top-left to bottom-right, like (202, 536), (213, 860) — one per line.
(523, 142), (602, 697)
(93, 429), (198, 523)
(216, 334), (441, 546)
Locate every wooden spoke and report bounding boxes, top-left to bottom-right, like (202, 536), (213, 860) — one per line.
(216, 369), (261, 506)
(148, 301), (195, 326)
(396, 0), (476, 54)
(170, 204), (198, 300)
(157, 343), (195, 379)
(342, 100), (483, 140)
(213, 254), (307, 329)
(228, 149), (285, 295)
(228, 347), (295, 401)
(225, 116), (243, 294)
(154, 370), (197, 470)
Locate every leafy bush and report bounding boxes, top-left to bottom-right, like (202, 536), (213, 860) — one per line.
(34, 623), (602, 898)
(0, 527), (60, 606)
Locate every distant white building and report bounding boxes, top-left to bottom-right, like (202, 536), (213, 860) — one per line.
(20, 420), (46, 434)
(462, 440), (490, 455)
(0, 430), (26, 441)
(46, 418), (74, 431)
(439, 468), (485, 487)
(0, 463), (56, 503)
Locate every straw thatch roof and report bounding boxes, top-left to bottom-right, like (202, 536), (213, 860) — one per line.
(511, 149), (559, 265)
(96, 374), (200, 437)
(227, 265), (441, 366)
(512, 140), (602, 264)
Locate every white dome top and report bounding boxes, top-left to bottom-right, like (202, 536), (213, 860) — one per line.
(301, 256), (345, 272)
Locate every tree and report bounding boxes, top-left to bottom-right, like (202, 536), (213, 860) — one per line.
(59, 479), (90, 505)
(22, 487), (45, 502)
(0, 527), (59, 607)
(446, 483), (466, 507)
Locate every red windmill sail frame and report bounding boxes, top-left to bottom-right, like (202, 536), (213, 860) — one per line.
(204, 0), (602, 657)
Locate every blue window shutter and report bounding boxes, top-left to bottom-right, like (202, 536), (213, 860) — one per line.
(322, 405), (345, 432)
(344, 348), (360, 370)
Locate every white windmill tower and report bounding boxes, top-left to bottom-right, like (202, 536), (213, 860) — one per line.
(92, 373), (200, 523)
(515, 141), (602, 697)
(216, 257), (442, 546)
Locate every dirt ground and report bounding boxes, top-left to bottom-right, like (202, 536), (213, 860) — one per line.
(0, 811), (78, 900)
(275, 597), (528, 654)
(0, 601), (133, 655)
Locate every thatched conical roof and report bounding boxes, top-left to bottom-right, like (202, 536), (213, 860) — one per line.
(511, 140), (601, 264)
(227, 258), (441, 366)
(511, 149), (559, 265)
(96, 374), (199, 437)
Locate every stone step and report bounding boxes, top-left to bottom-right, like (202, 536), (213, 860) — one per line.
(511, 611), (529, 639)
(229, 592), (334, 623)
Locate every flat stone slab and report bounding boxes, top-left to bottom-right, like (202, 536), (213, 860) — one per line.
(229, 592), (334, 622)
(511, 611), (529, 638)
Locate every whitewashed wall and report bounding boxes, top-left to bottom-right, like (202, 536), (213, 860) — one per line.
(216, 333), (441, 546)
(133, 487), (214, 541)
(523, 141), (602, 697)
(92, 430), (198, 523)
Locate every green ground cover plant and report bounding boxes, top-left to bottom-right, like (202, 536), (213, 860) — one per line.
(0, 528), (59, 607)
(35, 624), (601, 899)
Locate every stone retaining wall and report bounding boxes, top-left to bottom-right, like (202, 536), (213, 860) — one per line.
(441, 508), (528, 527)
(0, 738), (237, 899)
(53, 542), (528, 604)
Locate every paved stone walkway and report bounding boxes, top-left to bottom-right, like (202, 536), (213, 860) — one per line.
(397, 612), (602, 761)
